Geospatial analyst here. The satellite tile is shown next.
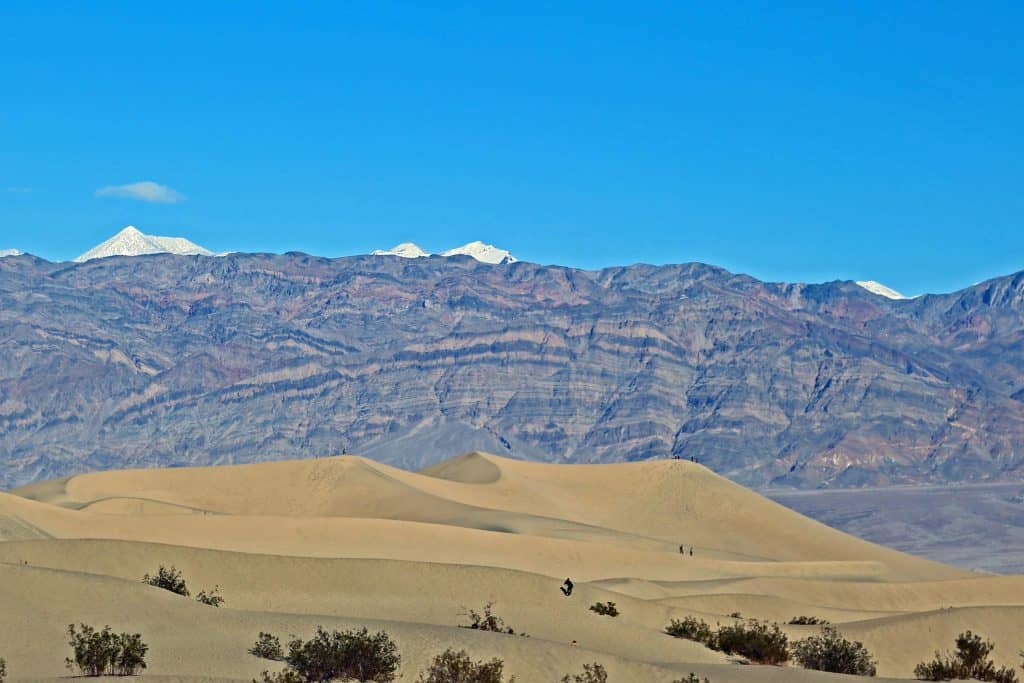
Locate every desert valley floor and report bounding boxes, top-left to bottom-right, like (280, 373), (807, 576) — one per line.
(1, 452), (1022, 682)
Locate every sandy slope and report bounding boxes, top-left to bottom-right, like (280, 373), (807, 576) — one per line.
(2, 452), (1021, 681)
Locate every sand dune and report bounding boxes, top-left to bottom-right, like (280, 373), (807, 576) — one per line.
(2, 452), (1021, 681)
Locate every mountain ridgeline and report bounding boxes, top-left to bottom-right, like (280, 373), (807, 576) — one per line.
(0, 251), (1022, 489)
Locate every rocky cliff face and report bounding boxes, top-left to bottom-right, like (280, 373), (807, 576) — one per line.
(0, 252), (1021, 489)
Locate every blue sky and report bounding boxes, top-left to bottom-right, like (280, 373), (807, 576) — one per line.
(1, 2), (1021, 294)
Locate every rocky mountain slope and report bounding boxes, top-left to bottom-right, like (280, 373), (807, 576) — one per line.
(0, 252), (1021, 489)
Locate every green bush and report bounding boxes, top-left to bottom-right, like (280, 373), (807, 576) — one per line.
(460, 603), (522, 635)
(142, 565), (190, 596)
(713, 620), (789, 665)
(197, 585), (225, 607)
(793, 626), (876, 676)
(282, 626), (400, 682)
(417, 648), (513, 683)
(250, 632), (285, 661)
(560, 663), (607, 683)
(65, 624), (148, 676)
(913, 631), (1018, 682)
(589, 601), (619, 617)
(665, 616), (715, 645)
(789, 616), (829, 625)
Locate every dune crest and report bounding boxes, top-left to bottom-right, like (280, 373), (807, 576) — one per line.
(420, 450), (504, 484)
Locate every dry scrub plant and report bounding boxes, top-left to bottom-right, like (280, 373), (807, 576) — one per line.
(914, 631), (1018, 683)
(256, 626), (400, 683)
(65, 623), (148, 676)
(417, 648), (513, 683)
(793, 626), (876, 676)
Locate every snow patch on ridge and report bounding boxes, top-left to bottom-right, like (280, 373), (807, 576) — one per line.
(856, 280), (910, 300)
(74, 226), (214, 262)
(371, 240), (516, 264)
(441, 241), (516, 264)
(0, 249), (23, 258)
(372, 242), (430, 258)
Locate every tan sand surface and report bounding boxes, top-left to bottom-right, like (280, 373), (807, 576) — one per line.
(1, 452), (1020, 681)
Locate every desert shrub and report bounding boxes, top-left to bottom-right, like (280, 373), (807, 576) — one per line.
(0, 657), (6, 683)
(460, 603), (521, 635)
(665, 616), (715, 646)
(417, 648), (513, 683)
(665, 616), (787, 665)
(728, 612), (742, 619)
(250, 632), (285, 661)
(65, 624), (148, 676)
(793, 626), (876, 676)
(142, 564), (189, 596)
(143, 565), (223, 606)
(714, 620), (789, 665)
(560, 663), (607, 683)
(256, 670), (306, 683)
(913, 631), (1018, 682)
(114, 633), (148, 677)
(589, 601), (619, 617)
(672, 676), (710, 683)
(66, 624), (118, 677)
(913, 660), (950, 681)
(197, 585), (225, 607)
(281, 626), (400, 682)
(789, 616), (830, 625)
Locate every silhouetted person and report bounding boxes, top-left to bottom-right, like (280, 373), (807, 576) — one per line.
(679, 544), (685, 554)
(689, 547), (694, 557)
(560, 577), (574, 596)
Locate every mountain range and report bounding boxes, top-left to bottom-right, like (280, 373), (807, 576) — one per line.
(0, 249), (1021, 489)
(46, 226), (913, 297)
(66, 226), (520, 266)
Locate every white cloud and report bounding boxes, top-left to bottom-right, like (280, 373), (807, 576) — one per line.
(95, 181), (185, 203)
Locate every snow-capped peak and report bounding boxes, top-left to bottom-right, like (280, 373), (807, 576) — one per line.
(441, 241), (516, 265)
(856, 280), (909, 300)
(0, 249), (23, 258)
(370, 240), (516, 264)
(371, 242), (430, 259)
(74, 225), (214, 262)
